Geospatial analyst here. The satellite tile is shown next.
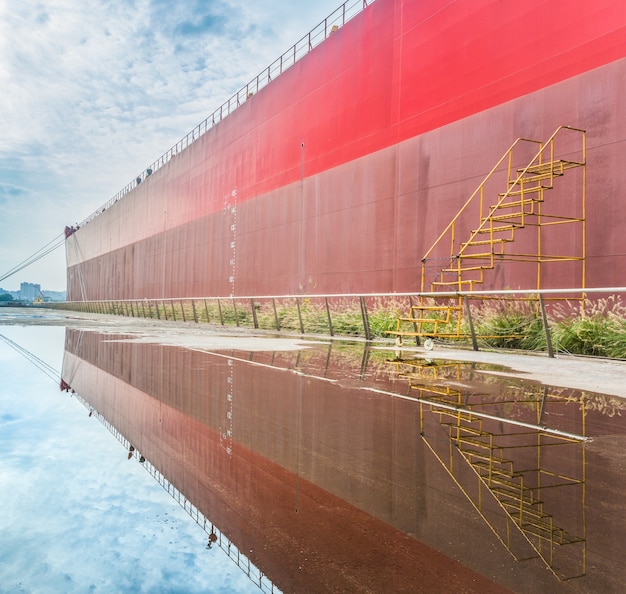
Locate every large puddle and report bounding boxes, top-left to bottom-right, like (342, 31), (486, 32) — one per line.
(2, 312), (626, 592)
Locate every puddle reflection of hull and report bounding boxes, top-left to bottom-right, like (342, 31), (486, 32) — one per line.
(61, 331), (508, 593)
(61, 329), (626, 591)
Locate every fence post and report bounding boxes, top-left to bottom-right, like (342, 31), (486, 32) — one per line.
(359, 296), (372, 340)
(272, 298), (280, 330)
(296, 298), (304, 334)
(539, 295), (555, 358)
(408, 295), (420, 346)
(218, 299), (224, 325)
(325, 297), (334, 336)
(232, 299), (239, 327)
(250, 299), (259, 329)
(463, 295), (479, 351)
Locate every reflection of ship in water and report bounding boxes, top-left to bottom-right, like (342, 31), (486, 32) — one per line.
(60, 328), (626, 592)
(61, 329), (510, 593)
(388, 358), (586, 580)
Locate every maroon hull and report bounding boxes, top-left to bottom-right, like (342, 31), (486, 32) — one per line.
(66, 0), (626, 300)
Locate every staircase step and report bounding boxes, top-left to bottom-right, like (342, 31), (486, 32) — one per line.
(462, 449), (510, 466)
(492, 485), (539, 505)
(461, 238), (508, 248)
(513, 518), (578, 544)
(441, 266), (489, 275)
(474, 224), (519, 234)
(460, 446), (505, 463)
(443, 423), (487, 437)
(430, 398), (470, 410)
(487, 212), (527, 222)
(502, 501), (550, 522)
(398, 317), (449, 325)
(453, 435), (495, 451)
(437, 411), (477, 424)
(518, 161), (564, 175)
(499, 180), (552, 196)
(515, 158), (583, 182)
(455, 251), (496, 259)
(471, 459), (519, 478)
(410, 305), (462, 312)
(484, 474), (530, 493)
(432, 280), (476, 288)
(492, 197), (544, 209)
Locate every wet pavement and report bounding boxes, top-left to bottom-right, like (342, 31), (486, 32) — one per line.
(2, 308), (626, 592)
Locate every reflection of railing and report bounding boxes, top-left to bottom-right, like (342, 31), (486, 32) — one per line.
(68, 391), (280, 594)
(388, 358), (587, 581)
(77, 0), (376, 228)
(142, 460), (279, 594)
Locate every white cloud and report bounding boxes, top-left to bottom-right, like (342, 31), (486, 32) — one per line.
(0, 0), (342, 290)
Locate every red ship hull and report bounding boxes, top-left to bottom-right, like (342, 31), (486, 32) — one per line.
(66, 0), (626, 300)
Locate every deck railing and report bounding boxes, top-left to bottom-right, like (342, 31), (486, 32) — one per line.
(78, 0), (376, 228)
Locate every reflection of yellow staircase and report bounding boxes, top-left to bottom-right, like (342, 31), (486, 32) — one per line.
(391, 126), (586, 346)
(389, 357), (586, 580)
(442, 414), (584, 552)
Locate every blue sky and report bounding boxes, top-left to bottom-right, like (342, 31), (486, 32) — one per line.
(0, 0), (344, 291)
(0, 324), (262, 593)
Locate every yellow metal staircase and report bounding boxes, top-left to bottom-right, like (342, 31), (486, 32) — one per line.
(392, 126), (586, 347)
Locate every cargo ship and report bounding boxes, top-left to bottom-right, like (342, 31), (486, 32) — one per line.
(65, 0), (626, 304)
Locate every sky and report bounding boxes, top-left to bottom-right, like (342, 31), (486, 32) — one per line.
(0, 0), (344, 292)
(0, 322), (262, 593)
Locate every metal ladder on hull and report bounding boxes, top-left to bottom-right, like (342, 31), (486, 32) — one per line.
(391, 126), (586, 348)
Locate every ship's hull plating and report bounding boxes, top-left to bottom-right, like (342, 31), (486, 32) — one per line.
(66, 0), (626, 300)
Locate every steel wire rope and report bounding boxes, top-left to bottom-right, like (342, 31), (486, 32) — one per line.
(0, 232), (65, 283)
(0, 333), (59, 383)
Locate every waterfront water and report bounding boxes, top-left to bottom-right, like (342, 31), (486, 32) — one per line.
(2, 309), (626, 593)
(0, 319), (260, 594)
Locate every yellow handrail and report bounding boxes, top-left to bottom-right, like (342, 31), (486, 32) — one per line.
(420, 125), (586, 292)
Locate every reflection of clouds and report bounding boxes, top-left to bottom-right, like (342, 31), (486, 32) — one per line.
(0, 413), (20, 425)
(0, 327), (259, 593)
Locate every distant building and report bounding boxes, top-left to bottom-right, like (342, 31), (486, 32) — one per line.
(20, 282), (41, 303)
